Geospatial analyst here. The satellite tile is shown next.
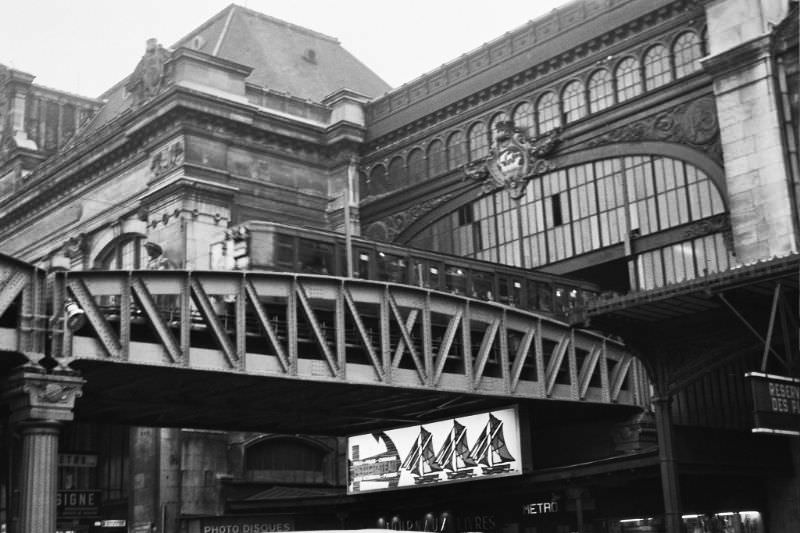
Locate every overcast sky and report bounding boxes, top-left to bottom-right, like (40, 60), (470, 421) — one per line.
(2, 0), (566, 99)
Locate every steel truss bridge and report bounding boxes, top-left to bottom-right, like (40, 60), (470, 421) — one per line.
(1, 254), (649, 434)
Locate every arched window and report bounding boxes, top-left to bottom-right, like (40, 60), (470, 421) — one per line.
(407, 148), (425, 183)
(427, 139), (446, 177)
(643, 44), (672, 90)
(562, 81), (586, 123)
(615, 57), (643, 102)
(673, 32), (703, 78)
(446, 131), (467, 170)
(537, 92), (560, 134)
(488, 112), (509, 147)
(388, 156), (406, 185)
(245, 437), (329, 483)
(408, 156), (728, 279)
(468, 122), (489, 161)
(512, 102), (536, 138)
(588, 69), (614, 113)
(368, 164), (387, 195)
(97, 235), (147, 269)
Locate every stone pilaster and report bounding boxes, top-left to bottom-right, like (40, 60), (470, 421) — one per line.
(2, 367), (84, 533)
(703, 0), (798, 262)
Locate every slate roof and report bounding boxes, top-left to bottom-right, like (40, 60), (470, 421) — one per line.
(172, 4), (391, 102)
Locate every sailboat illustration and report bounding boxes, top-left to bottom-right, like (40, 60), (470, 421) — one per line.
(469, 413), (516, 474)
(401, 426), (443, 484)
(434, 419), (477, 479)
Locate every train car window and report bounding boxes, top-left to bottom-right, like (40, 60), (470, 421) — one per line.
(355, 249), (371, 279)
(472, 270), (494, 301)
(412, 260), (442, 289)
(377, 252), (407, 282)
(298, 239), (333, 274)
(276, 234), (295, 270)
(445, 265), (467, 295)
(498, 277), (523, 307)
(530, 281), (552, 313)
(553, 286), (579, 315)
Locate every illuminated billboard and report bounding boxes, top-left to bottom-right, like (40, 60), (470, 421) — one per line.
(347, 406), (522, 494)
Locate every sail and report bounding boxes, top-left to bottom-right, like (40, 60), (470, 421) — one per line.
(487, 414), (515, 463)
(469, 414), (515, 467)
(402, 427), (441, 476)
(435, 420), (476, 471)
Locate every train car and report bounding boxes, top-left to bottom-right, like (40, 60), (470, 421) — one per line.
(210, 221), (600, 318)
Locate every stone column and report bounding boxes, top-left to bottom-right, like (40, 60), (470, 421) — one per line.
(2, 367), (84, 533)
(653, 395), (681, 533)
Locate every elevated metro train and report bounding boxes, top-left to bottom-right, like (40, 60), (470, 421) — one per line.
(210, 221), (600, 319)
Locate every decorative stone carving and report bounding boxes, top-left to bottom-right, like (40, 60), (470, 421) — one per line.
(364, 192), (458, 242)
(611, 410), (657, 454)
(464, 122), (561, 200)
(150, 139), (185, 178)
(63, 232), (88, 259)
(126, 38), (171, 104)
(3, 368), (85, 423)
(588, 97), (721, 159)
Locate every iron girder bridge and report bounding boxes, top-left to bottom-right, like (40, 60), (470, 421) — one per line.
(1, 254), (650, 433)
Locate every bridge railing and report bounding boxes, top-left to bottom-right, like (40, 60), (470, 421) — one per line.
(50, 269), (650, 408)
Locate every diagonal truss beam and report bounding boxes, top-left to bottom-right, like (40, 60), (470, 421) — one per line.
(295, 281), (338, 377)
(387, 292), (426, 384)
(67, 278), (121, 359)
(189, 277), (237, 368)
(130, 277), (180, 363)
(545, 334), (570, 397)
(244, 280), (290, 373)
(0, 271), (28, 318)
(472, 318), (500, 388)
(343, 287), (383, 379)
(432, 308), (463, 385)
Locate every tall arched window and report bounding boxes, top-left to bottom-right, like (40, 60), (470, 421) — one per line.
(488, 112), (509, 147)
(468, 122), (489, 161)
(644, 44), (672, 90)
(673, 32), (703, 78)
(615, 57), (643, 102)
(407, 148), (425, 183)
(427, 139), (446, 177)
(512, 102), (536, 138)
(388, 156), (406, 185)
(408, 156), (729, 282)
(537, 92), (560, 134)
(447, 131), (467, 169)
(562, 81), (586, 123)
(588, 69), (614, 113)
(368, 164), (387, 195)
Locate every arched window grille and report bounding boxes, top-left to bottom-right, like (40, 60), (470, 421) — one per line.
(245, 437), (326, 472)
(643, 44), (672, 90)
(673, 32), (703, 78)
(512, 102), (536, 138)
(408, 156), (729, 286)
(427, 139), (447, 177)
(562, 81), (586, 123)
(615, 57), (643, 102)
(388, 156), (406, 185)
(537, 92), (560, 134)
(488, 112), (509, 147)
(588, 69), (615, 113)
(407, 148), (425, 183)
(468, 122), (489, 161)
(446, 131), (467, 170)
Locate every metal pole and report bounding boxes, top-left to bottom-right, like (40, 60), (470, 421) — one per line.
(345, 157), (356, 278)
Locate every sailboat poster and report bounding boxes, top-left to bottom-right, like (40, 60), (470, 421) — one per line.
(347, 406), (522, 494)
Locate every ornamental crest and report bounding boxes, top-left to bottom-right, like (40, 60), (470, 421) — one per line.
(464, 122), (561, 200)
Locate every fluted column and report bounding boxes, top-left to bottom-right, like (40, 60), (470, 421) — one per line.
(18, 421), (61, 533)
(2, 367), (84, 533)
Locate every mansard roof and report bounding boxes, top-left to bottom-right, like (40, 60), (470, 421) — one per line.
(172, 3), (391, 102)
